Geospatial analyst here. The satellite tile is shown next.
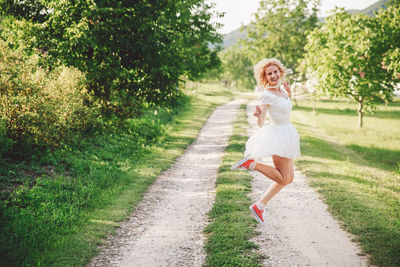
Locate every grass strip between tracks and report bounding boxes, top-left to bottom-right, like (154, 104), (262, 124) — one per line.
(204, 103), (263, 267)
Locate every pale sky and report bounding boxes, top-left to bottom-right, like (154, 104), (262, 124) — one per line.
(209, 0), (381, 34)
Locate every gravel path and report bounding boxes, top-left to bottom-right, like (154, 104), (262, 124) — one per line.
(87, 99), (244, 267)
(246, 100), (372, 267)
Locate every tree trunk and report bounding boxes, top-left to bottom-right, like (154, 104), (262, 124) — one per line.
(358, 99), (363, 128)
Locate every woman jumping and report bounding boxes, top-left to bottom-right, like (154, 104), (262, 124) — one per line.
(231, 58), (301, 224)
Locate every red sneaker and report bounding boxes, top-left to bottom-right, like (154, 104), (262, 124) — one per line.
(249, 203), (266, 224)
(231, 158), (254, 170)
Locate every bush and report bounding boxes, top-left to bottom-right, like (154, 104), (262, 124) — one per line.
(0, 39), (93, 150)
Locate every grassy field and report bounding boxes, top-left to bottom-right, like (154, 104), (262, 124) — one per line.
(0, 83), (247, 266)
(204, 103), (263, 267)
(292, 96), (400, 267)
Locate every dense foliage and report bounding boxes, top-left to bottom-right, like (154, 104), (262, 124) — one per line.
(0, 0), (222, 117)
(300, 5), (400, 127)
(0, 0), (223, 158)
(0, 39), (92, 150)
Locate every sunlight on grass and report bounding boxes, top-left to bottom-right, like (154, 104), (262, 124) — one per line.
(292, 95), (400, 267)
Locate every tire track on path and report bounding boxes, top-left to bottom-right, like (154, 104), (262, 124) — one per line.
(87, 99), (244, 267)
(246, 100), (372, 267)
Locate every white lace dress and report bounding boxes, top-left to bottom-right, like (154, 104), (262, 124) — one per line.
(244, 87), (301, 161)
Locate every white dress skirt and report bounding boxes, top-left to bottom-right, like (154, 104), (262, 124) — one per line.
(244, 88), (301, 161)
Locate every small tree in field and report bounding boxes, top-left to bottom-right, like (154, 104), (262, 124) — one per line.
(301, 7), (400, 128)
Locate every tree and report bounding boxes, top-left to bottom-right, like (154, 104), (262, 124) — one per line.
(219, 45), (255, 89)
(0, 0), (222, 117)
(300, 7), (400, 128)
(243, 0), (319, 77)
(375, 4), (400, 83)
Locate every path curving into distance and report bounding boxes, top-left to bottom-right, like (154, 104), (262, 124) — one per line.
(87, 99), (244, 267)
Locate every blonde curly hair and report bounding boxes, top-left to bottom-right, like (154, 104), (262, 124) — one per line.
(254, 58), (286, 87)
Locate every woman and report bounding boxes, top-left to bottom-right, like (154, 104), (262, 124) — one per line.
(231, 58), (301, 224)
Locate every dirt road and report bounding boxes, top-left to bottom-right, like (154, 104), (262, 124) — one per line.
(87, 99), (244, 267)
(88, 98), (372, 267)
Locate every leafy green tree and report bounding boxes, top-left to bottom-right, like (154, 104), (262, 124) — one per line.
(300, 7), (400, 128)
(0, 0), (47, 22)
(0, 0), (222, 117)
(243, 0), (319, 76)
(375, 4), (400, 83)
(219, 45), (255, 89)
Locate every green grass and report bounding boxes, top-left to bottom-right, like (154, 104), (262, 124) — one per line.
(0, 83), (249, 266)
(204, 104), (263, 267)
(292, 96), (400, 267)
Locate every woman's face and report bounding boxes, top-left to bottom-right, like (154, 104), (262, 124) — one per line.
(264, 65), (281, 86)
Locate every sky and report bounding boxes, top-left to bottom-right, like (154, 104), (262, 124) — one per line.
(209, 0), (381, 34)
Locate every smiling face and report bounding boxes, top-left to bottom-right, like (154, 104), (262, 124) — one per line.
(264, 64), (281, 86)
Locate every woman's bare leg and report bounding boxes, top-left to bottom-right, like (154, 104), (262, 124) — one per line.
(255, 155), (294, 205)
(253, 163), (284, 184)
(258, 182), (285, 205)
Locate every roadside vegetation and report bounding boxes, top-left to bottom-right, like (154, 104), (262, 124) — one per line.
(292, 96), (400, 267)
(0, 83), (243, 266)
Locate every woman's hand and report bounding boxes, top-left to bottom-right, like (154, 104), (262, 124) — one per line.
(255, 104), (268, 127)
(253, 105), (262, 118)
(283, 81), (292, 97)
